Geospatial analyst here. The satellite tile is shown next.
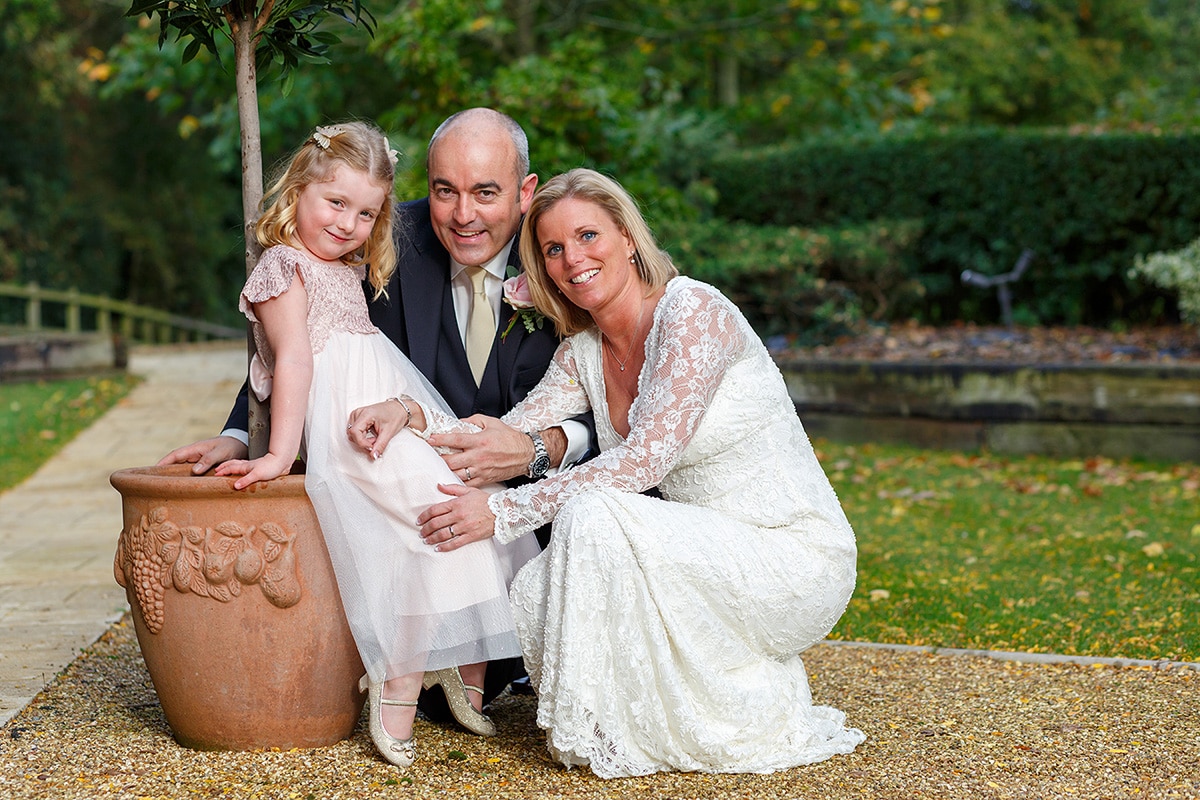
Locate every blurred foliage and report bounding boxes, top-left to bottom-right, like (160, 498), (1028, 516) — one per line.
(824, 442), (1200, 662)
(710, 129), (1200, 325)
(661, 219), (865, 344)
(659, 218), (926, 342)
(1134, 237), (1200, 324)
(3, 0), (1200, 333)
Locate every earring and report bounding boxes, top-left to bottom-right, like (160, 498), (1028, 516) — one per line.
(629, 252), (636, 264)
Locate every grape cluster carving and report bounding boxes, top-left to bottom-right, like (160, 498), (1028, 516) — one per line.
(114, 506), (302, 633)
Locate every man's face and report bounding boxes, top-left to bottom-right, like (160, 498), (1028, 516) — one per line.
(427, 128), (537, 267)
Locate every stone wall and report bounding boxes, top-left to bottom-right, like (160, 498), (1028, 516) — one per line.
(780, 359), (1200, 461)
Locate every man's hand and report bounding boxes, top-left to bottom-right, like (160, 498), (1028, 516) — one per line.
(157, 436), (249, 475)
(427, 417), (565, 486)
(426, 416), (529, 485)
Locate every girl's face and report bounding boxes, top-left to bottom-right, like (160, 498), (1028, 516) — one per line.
(537, 197), (637, 316)
(294, 165), (389, 265)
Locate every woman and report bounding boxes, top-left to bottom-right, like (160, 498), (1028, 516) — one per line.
(348, 168), (865, 778)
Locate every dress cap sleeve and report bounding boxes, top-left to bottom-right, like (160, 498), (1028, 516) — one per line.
(239, 246), (308, 321)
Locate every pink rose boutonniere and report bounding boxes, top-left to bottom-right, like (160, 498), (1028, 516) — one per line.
(500, 271), (547, 341)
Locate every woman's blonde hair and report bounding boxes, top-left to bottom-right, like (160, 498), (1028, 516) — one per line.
(256, 120), (397, 298)
(518, 168), (678, 336)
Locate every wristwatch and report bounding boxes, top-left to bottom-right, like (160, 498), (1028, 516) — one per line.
(525, 430), (551, 479)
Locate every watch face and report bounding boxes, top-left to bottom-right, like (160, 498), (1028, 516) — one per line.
(531, 455), (552, 477)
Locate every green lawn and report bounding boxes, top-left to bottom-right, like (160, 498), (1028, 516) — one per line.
(0, 374), (139, 492)
(822, 441), (1199, 662)
(2, 375), (1195, 663)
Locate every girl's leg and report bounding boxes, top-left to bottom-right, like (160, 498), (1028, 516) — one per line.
(458, 662), (487, 712)
(381, 671), (423, 739)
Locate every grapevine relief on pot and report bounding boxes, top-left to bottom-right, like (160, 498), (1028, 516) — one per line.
(114, 506), (302, 634)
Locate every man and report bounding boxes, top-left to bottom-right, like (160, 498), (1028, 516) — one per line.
(159, 107), (594, 716)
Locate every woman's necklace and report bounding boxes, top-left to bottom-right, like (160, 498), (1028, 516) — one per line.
(602, 299), (646, 372)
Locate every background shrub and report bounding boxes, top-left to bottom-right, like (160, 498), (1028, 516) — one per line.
(655, 219), (923, 344)
(707, 130), (1200, 325)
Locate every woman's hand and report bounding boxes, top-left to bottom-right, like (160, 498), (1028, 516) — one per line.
(417, 484), (497, 552)
(214, 452), (295, 490)
(346, 398), (425, 459)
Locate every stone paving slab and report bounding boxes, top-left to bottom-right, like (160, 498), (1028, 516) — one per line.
(0, 341), (246, 726)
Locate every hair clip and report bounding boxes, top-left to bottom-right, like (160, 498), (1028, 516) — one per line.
(386, 142), (399, 167)
(313, 125), (342, 150)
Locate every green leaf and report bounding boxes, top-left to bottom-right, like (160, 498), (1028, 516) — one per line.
(182, 38), (202, 64)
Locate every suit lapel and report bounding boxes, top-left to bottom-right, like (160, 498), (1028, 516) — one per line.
(494, 244), (526, 392)
(399, 215), (451, 382)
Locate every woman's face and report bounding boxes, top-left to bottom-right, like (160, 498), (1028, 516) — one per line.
(536, 197), (637, 316)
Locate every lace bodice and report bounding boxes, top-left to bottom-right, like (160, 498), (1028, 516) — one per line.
(424, 277), (853, 548)
(240, 245), (378, 371)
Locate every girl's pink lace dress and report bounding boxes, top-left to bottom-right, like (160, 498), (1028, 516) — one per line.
(239, 245), (536, 682)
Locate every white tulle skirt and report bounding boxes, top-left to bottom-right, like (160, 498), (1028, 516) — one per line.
(302, 330), (536, 681)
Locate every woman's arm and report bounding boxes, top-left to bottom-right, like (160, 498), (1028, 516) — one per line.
(216, 272), (312, 488)
(426, 284), (751, 547)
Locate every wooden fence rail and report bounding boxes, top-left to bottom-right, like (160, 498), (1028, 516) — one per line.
(0, 282), (243, 344)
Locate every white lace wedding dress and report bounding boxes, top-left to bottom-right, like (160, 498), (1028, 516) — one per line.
(425, 276), (865, 777)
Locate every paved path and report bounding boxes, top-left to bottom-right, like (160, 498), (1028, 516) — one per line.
(0, 342), (246, 725)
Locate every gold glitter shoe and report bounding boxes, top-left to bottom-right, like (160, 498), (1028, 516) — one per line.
(422, 667), (497, 737)
(361, 676), (417, 767)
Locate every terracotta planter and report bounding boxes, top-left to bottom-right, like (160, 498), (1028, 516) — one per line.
(111, 464), (365, 751)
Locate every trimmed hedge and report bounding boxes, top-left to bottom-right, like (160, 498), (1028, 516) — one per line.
(707, 130), (1200, 325)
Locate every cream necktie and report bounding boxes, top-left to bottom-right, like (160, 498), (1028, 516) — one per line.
(465, 266), (495, 385)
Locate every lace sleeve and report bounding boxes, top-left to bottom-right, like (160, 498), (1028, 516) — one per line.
(417, 339), (588, 449)
(417, 405), (479, 436)
(500, 339), (592, 433)
(488, 283), (750, 544)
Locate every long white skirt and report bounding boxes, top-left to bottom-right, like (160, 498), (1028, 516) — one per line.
(303, 330), (536, 681)
(510, 488), (865, 778)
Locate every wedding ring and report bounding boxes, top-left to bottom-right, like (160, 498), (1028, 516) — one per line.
(448, 525), (454, 537)
(464, 466), (472, 481)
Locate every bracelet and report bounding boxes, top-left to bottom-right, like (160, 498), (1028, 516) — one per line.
(386, 395), (413, 429)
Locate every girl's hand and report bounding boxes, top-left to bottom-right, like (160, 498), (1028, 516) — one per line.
(417, 484), (497, 552)
(214, 453), (295, 490)
(347, 398), (424, 460)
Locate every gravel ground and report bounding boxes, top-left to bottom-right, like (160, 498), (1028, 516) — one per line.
(2, 615), (1198, 799)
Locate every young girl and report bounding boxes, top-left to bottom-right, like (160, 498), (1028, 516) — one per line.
(214, 121), (535, 767)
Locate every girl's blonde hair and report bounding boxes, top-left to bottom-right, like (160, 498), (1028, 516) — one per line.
(518, 168), (679, 336)
(256, 120), (397, 298)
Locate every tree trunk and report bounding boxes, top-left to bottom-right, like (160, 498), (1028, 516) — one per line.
(717, 49), (739, 108)
(509, 0), (538, 57)
(232, 8), (268, 458)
